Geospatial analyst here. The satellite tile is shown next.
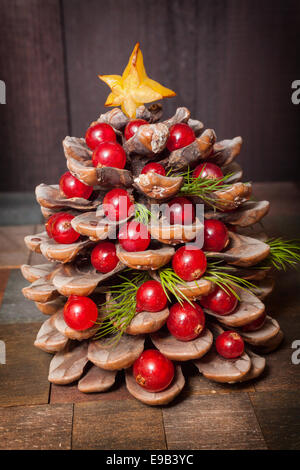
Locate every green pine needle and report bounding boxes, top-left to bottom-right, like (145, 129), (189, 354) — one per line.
(134, 202), (156, 225)
(157, 267), (194, 306)
(266, 238), (300, 271)
(94, 270), (150, 343)
(204, 260), (257, 300)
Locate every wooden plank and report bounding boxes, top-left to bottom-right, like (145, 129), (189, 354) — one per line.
(163, 393), (267, 450)
(0, 225), (34, 268)
(0, 0), (69, 191)
(0, 269), (10, 308)
(250, 391), (300, 450)
(0, 403), (73, 450)
(0, 322), (51, 406)
(50, 370), (132, 403)
(0, 270), (46, 324)
(72, 399), (166, 450)
(62, 0), (300, 182)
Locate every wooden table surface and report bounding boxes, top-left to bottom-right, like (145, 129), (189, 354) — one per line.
(0, 182), (300, 450)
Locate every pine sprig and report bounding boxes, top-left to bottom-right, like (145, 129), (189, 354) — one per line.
(134, 202), (156, 225)
(265, 238), (300, 271)
(203, 260), (257, 299)
(157, 267), (194, 305)
(94, 270), (150, 343)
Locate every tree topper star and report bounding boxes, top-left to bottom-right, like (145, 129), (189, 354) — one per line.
(99, 43), (176, 118)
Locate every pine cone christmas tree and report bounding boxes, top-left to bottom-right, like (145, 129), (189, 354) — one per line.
(21, 44), (300, 406)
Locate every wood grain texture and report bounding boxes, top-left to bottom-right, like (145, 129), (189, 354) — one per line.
(0, 0), (69, 191)
(0, 269), (10, 307)
(62, 0), (300, 183)
(72, 399), (167, 450)
(0, 225), (34, 268)
(0, 322), (51, 406)
(0, 403), (73, 450)
(163, 392), (267, 450)
(250, 391), (300, 450)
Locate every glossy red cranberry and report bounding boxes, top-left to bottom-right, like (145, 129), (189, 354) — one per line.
(193, 162), (224, 182)
(141, 162), (166, 176)
(59, 171), (93, 200)
(50, 213), (80, 244)
(45, 212), (61, 238)
(103, 188), (134, 221)
(167, 301), (205, 341)
(118, 221), (150, 252)
(63, 295), (98, 331)
(203, 219), (229, 252)
(85, 123), (116, 150)
(172, 246), (207, 281)
(200, 285), (238, 315)
(215, 331), (244, 359)
(241, 312), (267, 332)
(91, 241), (118, 273)
(133, 349), (174, 392)
(167, 123), (195, 151)
(92, 141), (126, 169)
(136, 280), (168, 312)
(165, 196), (195, 225)
(124, 119), (148, 140)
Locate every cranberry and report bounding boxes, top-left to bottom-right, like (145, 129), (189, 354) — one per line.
(203, 219), (229, 252)
(172, 245), (207, 281)
(215, 331), (244, 359)
(85, 123), (116, 150)
(91, 241), (118, 273)
(200, 285), (238, 315)
(167, 123), (195, 151)
(241, 312), (267, 332)
(63, 295), (98, 331)
(193, 162), (223, 182)
(124, 119), (148, 140)
(165, 196), (195, 225)
(141, 162), (166, 176)
(45, 212), (61, 238)
(136, 280), (168, 312)
(59, 171), (93, 200)
(167, 301), (205, 341)
(50, 213), (80, 244)
(103, 188), (134, 221)
(133, 349), (174, 392)
(118, 220), (150, 252)
(92, 141), (126, 169)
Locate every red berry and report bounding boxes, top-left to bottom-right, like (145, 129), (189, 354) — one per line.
(136, 280), (168, 312)
(92, 141), (126, 169)
(124, 119), (148, 140)
(91, 241), (118, 273)
(215, 331), (244, 359)
(103, 188), (134, 222)
(141, 162), (166, 176)
(172, 246), (207, 281)
(165, 196), (195, 225)
(118, 220), (150, 252)
(241, 312), (267, 332)
(203, 219), (229, 252)
(133, 349), (174, 392)
(200, 285), (238, 315)
(85, 123), (116, 150)
(63, 295), (98, 331)
(193, 162), (223, 182)
(167, 301), (205, 341)
(167, 123), (195, 151)
(50, 213), (80, 244)
(59, 171), (93, 200)
(45, 212), (61, 238)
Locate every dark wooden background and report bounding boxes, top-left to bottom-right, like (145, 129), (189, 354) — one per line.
(1, 0), (300, 191)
